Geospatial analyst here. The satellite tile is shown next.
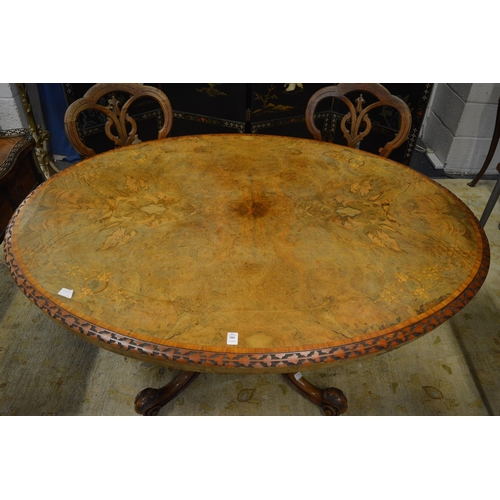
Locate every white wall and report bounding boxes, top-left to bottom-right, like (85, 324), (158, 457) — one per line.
(422, 83), (500, 175)
(0, 83), (29, 129)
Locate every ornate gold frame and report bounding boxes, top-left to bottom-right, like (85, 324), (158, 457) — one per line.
(15, 83), (59, 179)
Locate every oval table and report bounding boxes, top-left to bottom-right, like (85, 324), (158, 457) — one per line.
(3, 134), (490, 415)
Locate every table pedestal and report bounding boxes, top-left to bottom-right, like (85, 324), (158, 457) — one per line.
(134, 371), (201, 416)
(134, 371), (348, 416)
(281, 373), (348, 416)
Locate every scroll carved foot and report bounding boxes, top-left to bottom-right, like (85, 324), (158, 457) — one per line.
(134, 371), (201, 416)
(282, 373), (348, 416)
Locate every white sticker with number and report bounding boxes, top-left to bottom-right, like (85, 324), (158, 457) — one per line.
(58, 288), (74, 299)
(227, 332), (238, 345)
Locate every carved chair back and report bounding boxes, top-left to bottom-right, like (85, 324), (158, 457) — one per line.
(305, 83), (412, 157)
(64, 83), (173, 158)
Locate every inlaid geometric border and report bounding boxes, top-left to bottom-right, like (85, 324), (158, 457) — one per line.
(3, 168), (491, 374)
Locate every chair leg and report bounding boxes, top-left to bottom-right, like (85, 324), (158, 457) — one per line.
(479, 174), (500, 227)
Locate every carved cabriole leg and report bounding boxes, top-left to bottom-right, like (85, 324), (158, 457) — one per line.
(282, 373), (348, 416)
(135, 371), (201, 416)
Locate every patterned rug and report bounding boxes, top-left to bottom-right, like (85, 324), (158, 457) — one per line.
(1, 177), (499, 416)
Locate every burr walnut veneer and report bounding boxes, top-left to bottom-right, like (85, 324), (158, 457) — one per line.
(4, 135), (490, 415)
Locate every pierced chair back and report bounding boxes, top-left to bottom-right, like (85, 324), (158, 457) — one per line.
(305, 83), (412, 157)
(64, 83), (173, 158)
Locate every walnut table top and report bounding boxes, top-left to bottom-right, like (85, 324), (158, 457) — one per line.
(4, 135), (490, 374)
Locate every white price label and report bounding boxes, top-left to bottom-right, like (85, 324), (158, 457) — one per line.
(58, 288), (74, 299)
(227, 332), (238, 345)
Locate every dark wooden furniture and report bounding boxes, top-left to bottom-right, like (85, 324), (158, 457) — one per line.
(64, 83), (173, 158)
(0, 129), (44, 243)
(305, 83), (412, 158)
(62, 83), (433, 166)
(4, 135), (489, 415)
